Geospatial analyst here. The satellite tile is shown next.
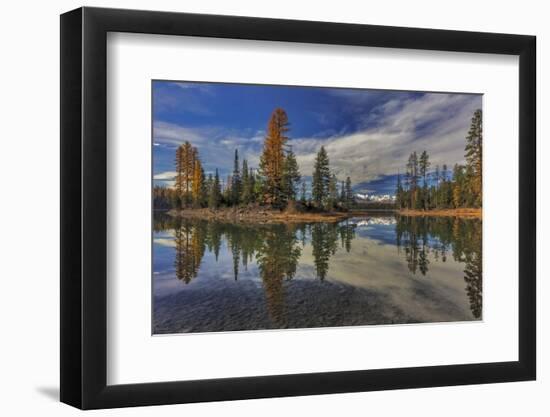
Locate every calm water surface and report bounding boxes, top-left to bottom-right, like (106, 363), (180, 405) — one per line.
(153, 213), (482, 334)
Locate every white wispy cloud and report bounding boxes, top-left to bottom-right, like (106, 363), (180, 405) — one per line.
(153, 92), (481, 187)
(153, 121), (213, 147)
(153, 121), (265, 176)
(153, 171), (177, 180)
(171, 82), (214, 94)
(292, 93), (481, 184)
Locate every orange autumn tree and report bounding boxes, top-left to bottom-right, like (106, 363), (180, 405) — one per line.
(191, 158), (204, 206)
(175, 141), (204, 207)
(175, 142), (193, 202)
(174, 145), (186, 199)
(259, 108), (290, 207)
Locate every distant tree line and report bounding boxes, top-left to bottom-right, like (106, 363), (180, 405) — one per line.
(153, 107), (355, 211)
(395, 109), (482, 210)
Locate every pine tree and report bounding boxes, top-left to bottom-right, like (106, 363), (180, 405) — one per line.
(241, 159), (252, 205)
(231, 149), (241, 205)
(464, 164), (475, 207)
(452, 164), (465, 208)
(419, 151), (430, 185)
(345, 177), (353, 208)
(327, 174), (338, 209)
(205, 173), (213, 206)
(281, 148), (301, 202)
(340, 181), (346, 203)
(249, 168), (257, 203)
(200, 167), (207, 206)
(419, 150), (430, 210)
(439, 163), (448, 208)
(407, 152), (419, 209)
(396, 171), (404, 209)
(312, 146), (330, 208)
(208, 169), (221, 209)
(223, 175), (232, 205)
(434, 165), (440, 208)
(259, 108), (290, 207)
(396, 112), (481, 212)
(465, 109), (482, 207)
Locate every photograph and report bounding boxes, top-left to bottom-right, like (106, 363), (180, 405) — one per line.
(152, 81), (483, 334)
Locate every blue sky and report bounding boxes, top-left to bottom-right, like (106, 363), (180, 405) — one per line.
(153, 81), (481, 195)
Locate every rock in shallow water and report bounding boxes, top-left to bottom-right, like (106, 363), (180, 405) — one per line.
(153, 278), (410, 334)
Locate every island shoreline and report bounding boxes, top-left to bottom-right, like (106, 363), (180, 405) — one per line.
(161, 206), (482, 223)
(166, 207), (356, 223)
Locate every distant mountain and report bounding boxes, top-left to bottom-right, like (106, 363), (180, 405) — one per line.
(352, 217), (396, 227)
(354, 193), (395, 202)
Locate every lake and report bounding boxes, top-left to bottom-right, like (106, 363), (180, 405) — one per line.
(153, 213), (482, 334)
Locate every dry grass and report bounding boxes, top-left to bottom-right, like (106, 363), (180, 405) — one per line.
(169, 207), (351, 224)
(398, 208), (482, 218)
(170, 206), (482, 222)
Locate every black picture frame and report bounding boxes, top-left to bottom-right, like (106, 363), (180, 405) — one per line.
(60, 6), (536, 410)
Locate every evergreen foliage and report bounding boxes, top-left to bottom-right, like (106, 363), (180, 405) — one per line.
(312, 146), (330, 208)
(155, 108), (355, 212)
(395, 109), (482, 210)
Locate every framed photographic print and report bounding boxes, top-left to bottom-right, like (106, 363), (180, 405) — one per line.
(60, 7), (536, 409)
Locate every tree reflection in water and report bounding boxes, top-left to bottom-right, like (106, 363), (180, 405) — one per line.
(255, 225), (302, 325)
(310, 221), (355, 280)
(173, 220), (205, 284)
(395, 215), (482, 318)
(154, 212), (482, 321)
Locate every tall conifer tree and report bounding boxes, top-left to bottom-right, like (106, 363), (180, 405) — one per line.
(419, 150), (430, 209)
(259, 108), (290, 206)
(241, 159), (252, 205)
(208, 169), (221, 209)
(345, 176), (353, 208)
(396, 171), (403, 209)
(327, 174), (338, 209)
(465, 109), (482, 207)
(231, 149), (241, 205)
(312, 146), (330, 208)
(281, 148), (301, 202)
